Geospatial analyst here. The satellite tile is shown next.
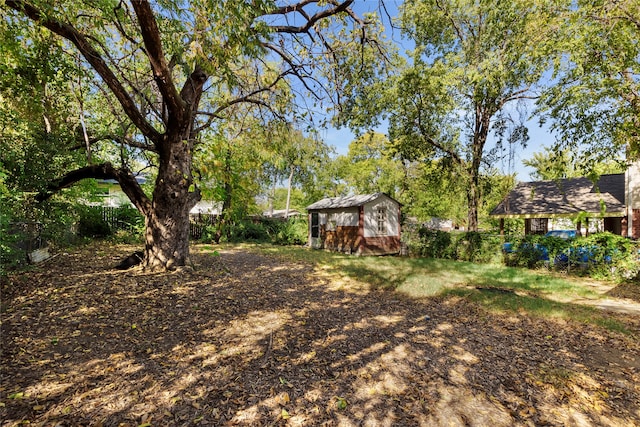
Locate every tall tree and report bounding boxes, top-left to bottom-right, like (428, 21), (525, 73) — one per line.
(3, 1), (386, 270)
(523, 147), (624, 181)
(0, 18), (82, 193)
(334, 131), (405, 197)
(388, 0), (556, 230)
(262, 125), (332, 218)
(539, 0), (640, 162)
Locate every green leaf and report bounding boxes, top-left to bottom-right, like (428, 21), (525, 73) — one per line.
(336, 396), (348, 410)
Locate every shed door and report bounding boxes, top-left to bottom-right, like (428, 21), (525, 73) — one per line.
(311, 212), (320, 238)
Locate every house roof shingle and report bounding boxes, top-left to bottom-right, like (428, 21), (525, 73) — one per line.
(491, 174), (626, 218)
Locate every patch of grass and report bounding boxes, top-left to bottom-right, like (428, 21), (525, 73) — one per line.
(249, 244), (631, 333)
(252, 244), (598, 297)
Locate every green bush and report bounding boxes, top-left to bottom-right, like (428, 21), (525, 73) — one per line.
(404, 227), (502, 263)
(271, 218), (308, 246)
(114, 206), (144, 232)
(454, 231), (502, 263)
(416, 228), (452, 258)
(77, 206), (111, 238)
(0, 215), (28, 272)
(0, 197), (80, 273)
(570, 232), (639, 280)
(201, 216), (308, 246)
(229, 219), (270, 242)
(503, 232), (639, 281)
(505, 235), (539, 268)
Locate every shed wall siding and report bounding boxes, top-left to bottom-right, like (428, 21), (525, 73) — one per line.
(358, 236), (401, 255)
(326, 209), (359, 227)
(632, 209), (640, 239)
(324, 226), (360, 253)
(628, 162), (640, 210)
(363, 197), (400, 238)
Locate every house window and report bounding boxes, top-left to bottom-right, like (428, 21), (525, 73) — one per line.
(376, 207), (387, 234)
(527, 218), (548, 235)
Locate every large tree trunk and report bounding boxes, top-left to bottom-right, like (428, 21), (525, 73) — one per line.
(466, 104), (492, 232)
(144, 124), (201, 269)
(466, 179), (479, 232)
(140, 63), (206, 270)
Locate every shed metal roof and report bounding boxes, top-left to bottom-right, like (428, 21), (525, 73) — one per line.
(306, 193), (397, 210)
(491, 174), (626, 218)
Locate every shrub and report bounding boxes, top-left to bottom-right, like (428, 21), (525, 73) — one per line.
(454, 231), (502, 263)
(77, 206), (111, 238)
(229, 219), (270, 242)
(271, 218), (308, 246)
(114, 206), (144, 232)
(417, 228), (452, 258)
(0, 190), (27, 272)
(404, 226), (502, 263)
(503, 232), (640, 280)
(569, 232), (640, 280)
(504, 234), (549, 268)
(0, 218), (28, 272)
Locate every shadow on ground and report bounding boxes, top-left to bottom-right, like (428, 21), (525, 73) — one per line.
(1, 243), (639, 426)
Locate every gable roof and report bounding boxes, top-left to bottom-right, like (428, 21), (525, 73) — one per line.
(306, 193), (398, 211)
(491, 174), (626, 218)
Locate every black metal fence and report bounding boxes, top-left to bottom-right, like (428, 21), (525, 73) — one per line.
(189, 213), (218, 239)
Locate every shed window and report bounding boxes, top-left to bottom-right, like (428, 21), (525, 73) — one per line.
(376, 207), (387, 234)
(311, 213), (319, 238)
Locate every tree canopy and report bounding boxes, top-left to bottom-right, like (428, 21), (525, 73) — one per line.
(1, 0), (388, 269)
(383, 0), (557, 230)
(538, 0), (640, 163)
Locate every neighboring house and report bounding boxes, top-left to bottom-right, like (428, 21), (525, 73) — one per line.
(95, 177), (146, 207)
(95, 178), (222, 216)
(306, 193), (402, 255)
(190, 201), (223, 215)
(262, 209), (301, 218)
(491, 162), (640, 239)
(421, 217), (455, 232)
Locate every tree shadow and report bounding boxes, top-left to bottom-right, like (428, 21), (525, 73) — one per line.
(1, 243), (639, 426)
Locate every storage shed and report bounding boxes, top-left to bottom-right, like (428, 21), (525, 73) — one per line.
(306, 193), (401, 255)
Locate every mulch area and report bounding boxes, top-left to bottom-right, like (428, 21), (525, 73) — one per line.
(1, 243), (640, 426)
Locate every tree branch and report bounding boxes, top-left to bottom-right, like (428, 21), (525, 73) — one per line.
(194, 66), (291, 133)
(70, 134), (157, 152)
(36, 163), (152, 215)
(267, 0), (360, 34)
(4, 0), (161, 143)
(130, 1), (185, 122)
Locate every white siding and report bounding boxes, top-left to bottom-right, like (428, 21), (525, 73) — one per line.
(626, 161), (640, 236)
(628, 161), (640, 210)
(363, 196), (399, 238)
(319, 212), (327, 225)
(327, 209), (359, 227)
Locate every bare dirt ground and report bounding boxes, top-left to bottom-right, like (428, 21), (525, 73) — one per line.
(1, 243), (640, 426)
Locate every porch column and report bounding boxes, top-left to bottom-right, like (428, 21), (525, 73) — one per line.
(585, 218), (589, 237)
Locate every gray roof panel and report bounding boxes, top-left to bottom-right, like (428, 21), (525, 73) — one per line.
(306, 193), (391, 210)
